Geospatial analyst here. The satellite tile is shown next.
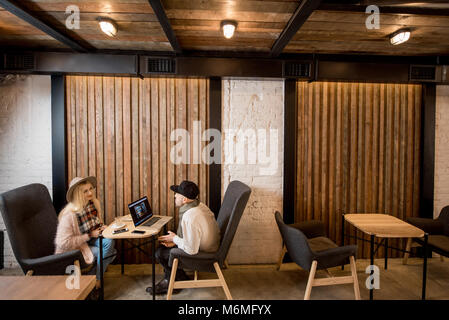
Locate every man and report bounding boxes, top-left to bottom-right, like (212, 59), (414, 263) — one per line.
(146, 180), (221, 295)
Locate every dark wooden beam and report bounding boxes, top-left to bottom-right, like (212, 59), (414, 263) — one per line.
(51, 75), (68, 213)
(318, 3), (449, 15)
(209, 77), (222, 218)
(0, 0), (89, 52)
(270, 0), (322, 58)
(420, 84), (436, 219)
(283, 79), (297, 224)
(147, 0), (182, 55)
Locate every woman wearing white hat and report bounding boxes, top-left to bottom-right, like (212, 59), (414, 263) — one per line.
(54, 176), (116, 288)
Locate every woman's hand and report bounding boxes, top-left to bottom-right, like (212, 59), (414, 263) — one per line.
(89, 228), (102, 238)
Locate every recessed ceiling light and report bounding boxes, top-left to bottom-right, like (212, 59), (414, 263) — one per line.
(97, 17), (117, 37)
(221, 20), (237, 39)
(390, 28), (411, 45)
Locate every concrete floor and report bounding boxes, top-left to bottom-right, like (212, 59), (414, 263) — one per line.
(2, 257), (449, 300)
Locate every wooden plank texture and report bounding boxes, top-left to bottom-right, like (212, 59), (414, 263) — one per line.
(66, 75), (210, 263)
(295, 81), (422, 258)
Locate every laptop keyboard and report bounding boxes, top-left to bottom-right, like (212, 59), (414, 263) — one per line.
(142, 217), (160, 227)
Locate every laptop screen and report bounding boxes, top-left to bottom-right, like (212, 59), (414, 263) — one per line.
(128, 196), (153, 226)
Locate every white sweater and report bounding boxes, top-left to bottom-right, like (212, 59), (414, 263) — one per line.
(173, 202), (221, 255)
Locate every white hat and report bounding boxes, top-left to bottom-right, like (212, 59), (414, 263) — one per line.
(66, 176), (97, 202)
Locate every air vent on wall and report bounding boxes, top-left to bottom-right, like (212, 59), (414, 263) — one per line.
(147, 57), (176, 74)
(1, 53), (35, 71)
(409, 65), (437, 82)
(283, 61), (312, 78)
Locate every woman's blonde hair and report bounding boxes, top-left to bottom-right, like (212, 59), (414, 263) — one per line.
(58, 181), (93, 220)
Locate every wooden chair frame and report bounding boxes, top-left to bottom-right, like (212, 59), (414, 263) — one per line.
(166, 258), (232, 300)
(304, 256), (360, 300)
(403, 238), (445, 265)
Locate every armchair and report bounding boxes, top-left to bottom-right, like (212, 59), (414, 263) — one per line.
(275, 211), (360, 300)
(403, 206), (449, 264)
(0, 183), (84, 275)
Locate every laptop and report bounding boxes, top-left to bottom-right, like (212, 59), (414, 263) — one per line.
(128, 196), (161, 231)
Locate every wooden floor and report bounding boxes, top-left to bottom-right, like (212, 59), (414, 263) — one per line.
(1, 257), (448, 300)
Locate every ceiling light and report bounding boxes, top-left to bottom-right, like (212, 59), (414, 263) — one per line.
(389, 28), (411, 45)
(221, 20), (237, 39)
(97, 17), (117, 37)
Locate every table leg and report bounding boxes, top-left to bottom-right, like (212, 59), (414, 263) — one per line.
(341, 214), (345, 270)
(422, 233), (428, 300)
(370, 234), (374, 301)
(152, 234), (156, 301)
(99, 235), (104, 300)
(121, 239), (125, 275)
(384, 238), (388, 270)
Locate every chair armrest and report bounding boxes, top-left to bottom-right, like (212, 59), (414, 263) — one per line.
(406, 217), (444, 235)
(289, 220), (326, 238)
(21, 250), (83, 275)
(314, 245), (358, 269)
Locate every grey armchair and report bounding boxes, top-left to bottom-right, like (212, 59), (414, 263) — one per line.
(166, 180), (251, 300)
(0, 183), (84, 275)
(403, 206), (449, 264)
(275, 211), (360, 300)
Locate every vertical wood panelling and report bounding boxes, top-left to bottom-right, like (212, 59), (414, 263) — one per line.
(295, 81), (422, 258)
(66, 76), (210, 263)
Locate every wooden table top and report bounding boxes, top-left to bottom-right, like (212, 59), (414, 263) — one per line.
(0, 275), (96, 300)
(102, 214), (172, 239)
(344, 213), (424, 238)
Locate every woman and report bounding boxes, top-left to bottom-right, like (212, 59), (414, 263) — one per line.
(54, 176), (116, 287)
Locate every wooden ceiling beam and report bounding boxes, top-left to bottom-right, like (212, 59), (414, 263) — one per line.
(147, 0), (182, 55)
(318, 3), (449, 15)
(0, 0), (89, 53)
(270, 0), (322, 58)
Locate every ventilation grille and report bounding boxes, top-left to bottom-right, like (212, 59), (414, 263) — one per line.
(147, 58), (176, 74)
(1, 53), (35, 70)
(283, 61), (312, 78)
(410, 65), (436, 81)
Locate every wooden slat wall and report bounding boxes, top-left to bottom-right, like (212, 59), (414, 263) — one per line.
(66, 75), (209, 263)
(295, 81), (422, 258)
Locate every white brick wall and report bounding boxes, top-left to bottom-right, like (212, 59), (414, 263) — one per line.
(0, 75), (52, 268)
(222, 79), (284, 264)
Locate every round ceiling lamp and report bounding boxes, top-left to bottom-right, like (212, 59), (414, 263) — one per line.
(389, 28), (411, 45)
(221, 20), (237, 39)
(97, 17), (118, 37)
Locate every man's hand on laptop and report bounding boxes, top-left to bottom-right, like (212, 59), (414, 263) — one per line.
(158, 231), (176, 247)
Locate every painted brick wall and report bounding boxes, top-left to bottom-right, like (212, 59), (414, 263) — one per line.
(222, 79), (284, 264)
(434, 85), (449, 219)
(0, 75), (52, 268)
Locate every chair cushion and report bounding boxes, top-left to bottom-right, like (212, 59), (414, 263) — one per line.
(169, 248), (219, 273)
(308, 236), (338, 253)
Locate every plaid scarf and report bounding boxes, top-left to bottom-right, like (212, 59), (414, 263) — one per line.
(76, 200), (102, 234)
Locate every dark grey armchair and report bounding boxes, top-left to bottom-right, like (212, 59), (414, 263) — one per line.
(275, 211), (360, 300)
(403, 206), (449, 264)
(166, 180), (251, 300)
(0, 183), (83, 275)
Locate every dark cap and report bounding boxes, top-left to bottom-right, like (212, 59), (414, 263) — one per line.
(170, 180), (199, 200)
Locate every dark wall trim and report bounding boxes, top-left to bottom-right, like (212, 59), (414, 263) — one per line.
(420, 83), (436, 219)
(0, 0), (89, 52)
(36, 52), (138, 75)
(2, 51), (449, 83)
(51, 75), (67, 214)
(283, 79), (297, 224)
(209, 77), (222, 218)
